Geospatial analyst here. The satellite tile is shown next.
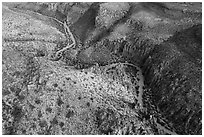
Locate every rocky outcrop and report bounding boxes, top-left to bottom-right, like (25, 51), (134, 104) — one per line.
(143, 24), (202, 134)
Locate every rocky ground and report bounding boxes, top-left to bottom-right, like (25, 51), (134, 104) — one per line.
(2, 2), (202, 135)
